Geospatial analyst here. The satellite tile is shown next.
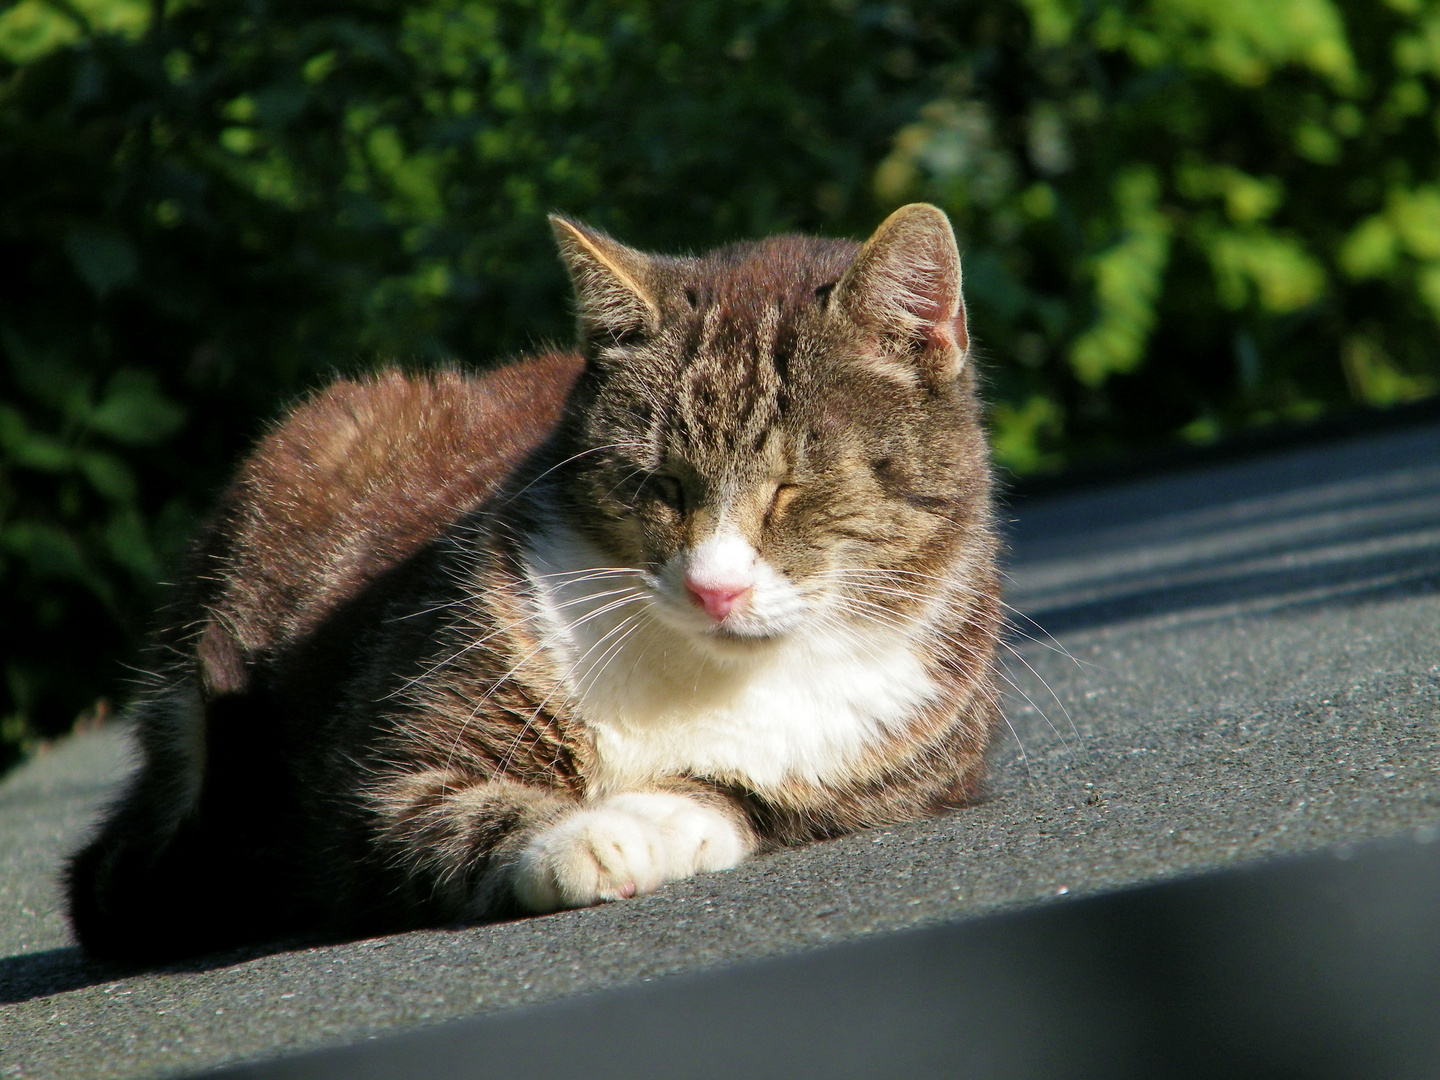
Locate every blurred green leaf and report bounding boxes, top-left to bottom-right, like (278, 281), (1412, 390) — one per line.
(1341, 334), (1437, 405)
(64, 226), (140, 297)
(3, 520), (93, 584)
(85, 373), (186, 446)
(0, 405), (72, 472)
(991, 395), (1064, 473)
(1, 328), (91, 415)
(1339, 216), (1400, 279)
(1388, 186), (1440, 260)
(1068, 168), (1172, 386)
(0, 0), (82, 64)
(5, 429), (72, 472)
(104, 509), (160, 580)
(1206, 229), (1327, 312)
(77, 450), (138, 502)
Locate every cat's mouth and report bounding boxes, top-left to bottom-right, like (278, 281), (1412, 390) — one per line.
(641, 592), (794, 654)
(683, 601), (813, 652)
(704, 622), (785, 645)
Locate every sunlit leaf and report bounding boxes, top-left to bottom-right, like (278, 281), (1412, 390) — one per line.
(1339, 216), (1400, 279)
(1207, 230), (1327, 312)
(1068, 167), (1172, 385)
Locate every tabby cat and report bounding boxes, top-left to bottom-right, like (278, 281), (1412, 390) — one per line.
(66, 203), (1001, 961)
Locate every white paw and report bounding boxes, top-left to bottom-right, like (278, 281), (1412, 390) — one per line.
(512, 792), (749, 913)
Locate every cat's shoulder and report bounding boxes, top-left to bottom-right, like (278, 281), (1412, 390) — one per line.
(182, 353), (584, 654)
(225, 353), (580, 524)
(259, 354), (582, 481)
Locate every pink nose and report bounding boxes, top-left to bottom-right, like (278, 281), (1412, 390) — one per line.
(685, 579), (752, 622)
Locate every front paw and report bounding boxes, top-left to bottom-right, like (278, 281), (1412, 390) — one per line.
(512, 793), (749, 913)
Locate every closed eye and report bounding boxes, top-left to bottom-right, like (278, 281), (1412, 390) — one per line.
(650, 475), (686, 514)
(767, 483), (800, 523)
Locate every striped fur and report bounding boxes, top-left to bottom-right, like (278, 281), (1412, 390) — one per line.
(66, 205), (1001, 961)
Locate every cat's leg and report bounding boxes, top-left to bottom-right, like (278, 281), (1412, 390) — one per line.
(511, 785), (755, 913)
(374, 773), (754, 917)
(373, 768), (577, 920)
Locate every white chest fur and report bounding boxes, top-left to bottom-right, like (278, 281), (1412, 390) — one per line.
(523, 524), (938, 795)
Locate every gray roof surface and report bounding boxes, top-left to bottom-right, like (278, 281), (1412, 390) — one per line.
(3, 422), (1439, 1079)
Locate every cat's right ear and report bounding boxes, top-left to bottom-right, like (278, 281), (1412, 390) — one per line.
(550, 215), (661, 353)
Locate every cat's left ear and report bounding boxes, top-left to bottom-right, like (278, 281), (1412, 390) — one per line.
(550, 215), (662, 353)
(833, 203), (969, 385)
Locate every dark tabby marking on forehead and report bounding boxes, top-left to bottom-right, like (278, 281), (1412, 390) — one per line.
(66, 205), (1002, 962)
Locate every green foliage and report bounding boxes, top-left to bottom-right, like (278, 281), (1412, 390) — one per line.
(0, 0), (925, 768)
(2, 0), (1437, 769)
(881, 0), (1440, 462)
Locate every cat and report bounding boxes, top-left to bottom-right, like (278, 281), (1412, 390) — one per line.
(65, 203), (1002, 962)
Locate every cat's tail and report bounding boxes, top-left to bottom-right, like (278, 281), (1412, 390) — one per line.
(64, 685), (294, 963)
(65, 681), (214, 961)
(66, 791), (213, 962)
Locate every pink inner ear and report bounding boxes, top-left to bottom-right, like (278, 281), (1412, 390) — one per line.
(907, 269), (967, 356)
(933, 310), (968, 355)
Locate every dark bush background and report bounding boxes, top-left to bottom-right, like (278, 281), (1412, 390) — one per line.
(3, 0), (1438, 771)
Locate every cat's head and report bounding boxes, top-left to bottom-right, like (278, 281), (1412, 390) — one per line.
(547, 205), (993, 657)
